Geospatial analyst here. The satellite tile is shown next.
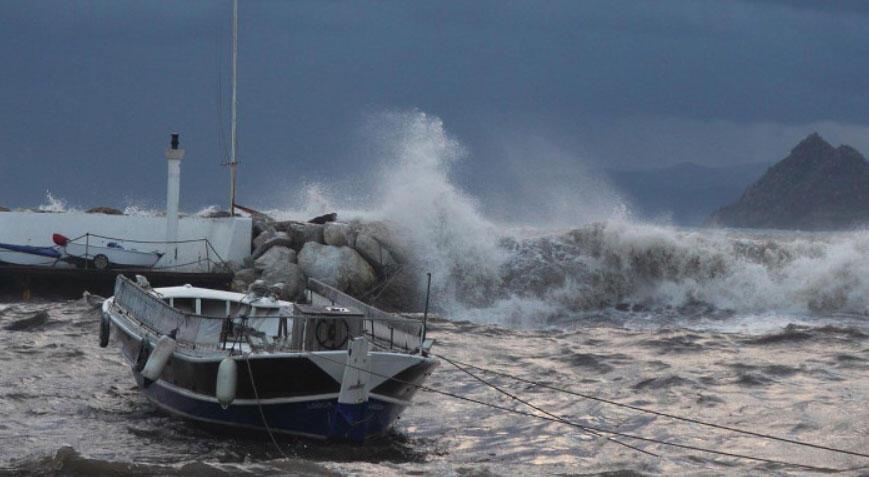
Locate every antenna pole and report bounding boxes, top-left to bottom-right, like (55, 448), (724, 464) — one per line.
(229, 0), (239, 216)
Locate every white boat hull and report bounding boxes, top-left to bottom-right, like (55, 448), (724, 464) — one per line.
(0, 249), (62, 266)
(64, 243), (162, 268)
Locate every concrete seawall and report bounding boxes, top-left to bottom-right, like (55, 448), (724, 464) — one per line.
(0, 211), (252, 272)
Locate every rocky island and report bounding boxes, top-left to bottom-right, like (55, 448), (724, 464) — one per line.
(707, 133), (869, 230)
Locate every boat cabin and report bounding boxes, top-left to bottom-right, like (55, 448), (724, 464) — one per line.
(111, 276), (424, 355)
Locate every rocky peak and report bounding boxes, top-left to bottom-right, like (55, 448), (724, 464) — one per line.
(791, 132), (832, 155)
(835, 144), (865, 162)
(707, 134), (869, 230)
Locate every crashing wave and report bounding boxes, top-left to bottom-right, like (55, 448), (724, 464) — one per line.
(269, 110), (869, 325)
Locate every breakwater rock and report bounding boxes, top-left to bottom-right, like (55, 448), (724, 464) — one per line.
(232, 215), (414, 309)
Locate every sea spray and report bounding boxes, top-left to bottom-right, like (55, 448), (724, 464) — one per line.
(368, 111), (506, 309)
(494, 222), (869, 320)
(260, 110), (869, 324)
(37, 191), (74, 213)
(266, 111), (512, 310)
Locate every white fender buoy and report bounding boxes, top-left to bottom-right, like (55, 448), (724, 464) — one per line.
(216, 357), (238, 409)
(141, 335), (176, 382)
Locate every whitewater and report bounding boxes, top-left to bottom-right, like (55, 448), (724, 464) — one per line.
(1, 111), (867, 475)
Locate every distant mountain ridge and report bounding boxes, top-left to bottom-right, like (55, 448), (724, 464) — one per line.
(607, 161), (771, 225)
(707, 133), (869, 230)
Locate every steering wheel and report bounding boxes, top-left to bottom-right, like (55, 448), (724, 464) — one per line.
(315, 319), (350, 350)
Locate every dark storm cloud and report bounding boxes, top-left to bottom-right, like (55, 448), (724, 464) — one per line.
(1, 0), (867, 210)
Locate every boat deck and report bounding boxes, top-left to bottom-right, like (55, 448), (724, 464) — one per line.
(0, 264), (233, 299)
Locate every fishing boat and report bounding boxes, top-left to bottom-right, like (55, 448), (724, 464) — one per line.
(0, 242), (65, 266)
(52, 233), (163, 270)
(100, 275), (436, 442)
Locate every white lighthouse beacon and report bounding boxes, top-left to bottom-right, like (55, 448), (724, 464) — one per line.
(165, 133), (184, 265)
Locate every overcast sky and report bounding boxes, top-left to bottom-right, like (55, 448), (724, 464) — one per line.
(2, 0), (868, 211)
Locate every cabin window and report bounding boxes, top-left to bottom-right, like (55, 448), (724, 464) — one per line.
(200, 299), (229, 317)
(173, 298), (196, 314)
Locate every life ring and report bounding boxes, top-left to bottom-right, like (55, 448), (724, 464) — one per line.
(99, 312), (111, 348)
(315, 319), (349, 350)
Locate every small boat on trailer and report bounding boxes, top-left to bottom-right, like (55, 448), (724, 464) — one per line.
(53, 234), (163, 270)
(0, 234), (164, 270)
(100, 275), (436, 442)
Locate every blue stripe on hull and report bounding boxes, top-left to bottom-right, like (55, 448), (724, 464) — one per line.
(0, 243), (60, 258)
(138, 374), (406, 440)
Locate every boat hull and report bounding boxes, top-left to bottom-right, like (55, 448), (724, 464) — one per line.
(0, 243), (63, 266)
(65, 242), (162, 268)
(109, 307), (435, 441)
(136, 374), (406, 439)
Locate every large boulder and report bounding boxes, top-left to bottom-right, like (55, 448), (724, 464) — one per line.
(354, 233), (399, 274)
(251, 214), (277, 238)
(254, 246), (297, 273)
(241, 255), (255, 269)
(275, 222), (325, 250)
(231, 279), (249, 293)
(247, 279), (270, 296)
(231, 267), (259, 293)
(297, 242), (376, 296)
(252, 229), (276, 252)
(272, 264), (306, 301)
(252, 232), (295, 260)
(293, 222), (325, 245)
(258, 247), (304, 296)
(234, 267), (259, 283)
(323, 222), (356, 248)
(223, 260), (245, 273)
(308, 212), (337, 224)
(353, 220), (409, 260)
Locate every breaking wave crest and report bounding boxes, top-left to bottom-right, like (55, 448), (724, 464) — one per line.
(491, 222), (869, 321)
(280, 110), (869, 327)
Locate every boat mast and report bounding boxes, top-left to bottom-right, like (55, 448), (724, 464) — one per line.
(229, 0), (239, 216)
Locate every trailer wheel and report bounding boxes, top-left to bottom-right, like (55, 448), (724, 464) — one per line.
(93, 254), (110, 270)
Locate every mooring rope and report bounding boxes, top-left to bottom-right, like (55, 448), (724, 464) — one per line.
(309, 352), (857, 473)
(435, 354), (869, 461)
(440, 354), (658, 457)
(243, 332), (289, 459)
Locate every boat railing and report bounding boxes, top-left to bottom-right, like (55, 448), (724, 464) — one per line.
(73, 233), (229, 272)
(112, 275), (424, 354)
(306, 278), (425, 352)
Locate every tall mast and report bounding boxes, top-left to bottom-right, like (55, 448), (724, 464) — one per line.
(229, 0), (239, 216)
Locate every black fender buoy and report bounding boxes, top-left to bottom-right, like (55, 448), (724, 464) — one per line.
(134, 339), (150, 373)
(99, 312), (111, 348)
